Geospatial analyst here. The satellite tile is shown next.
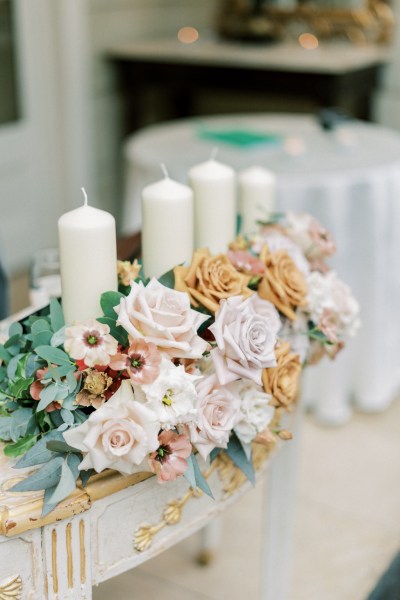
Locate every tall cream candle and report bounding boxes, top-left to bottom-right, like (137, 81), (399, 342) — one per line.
(239, 166), (276, 236)
(141, 173), (193, 279)
(189, 158), (236, 254)
(58, 190), (117, 324)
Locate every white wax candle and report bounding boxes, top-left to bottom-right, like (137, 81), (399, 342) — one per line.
(141, 175), (193, 279)
(239, 166), (276, 236)
(58, 192), (117, 324)
(189, 158), (236, 254)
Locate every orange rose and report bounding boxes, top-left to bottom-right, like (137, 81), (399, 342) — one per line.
(262, 341), (301, 409)
(258, 245), (307, 320)
(174, 248), (251, 313)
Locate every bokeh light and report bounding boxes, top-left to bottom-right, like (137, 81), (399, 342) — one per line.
(298, 33), (319, 50)
(177, 27), (199, 44)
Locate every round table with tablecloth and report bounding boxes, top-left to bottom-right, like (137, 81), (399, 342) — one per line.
(121, 113), (400, 424)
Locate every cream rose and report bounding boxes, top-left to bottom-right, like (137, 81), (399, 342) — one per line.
(63, 380), (159, 474)
(232, 380), (275, 446)
(306, 271), (360, 338)
(174, 248), (251, 314)
(189, 374), (241, 460)
(210, 294), (281, 386)
(115, 278), (209, 359)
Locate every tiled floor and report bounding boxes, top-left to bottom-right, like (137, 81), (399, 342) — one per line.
(93, 399), (400, 600)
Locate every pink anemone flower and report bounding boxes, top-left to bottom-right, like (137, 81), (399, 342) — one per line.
(109, 339), (162, 385)
(149, 430), (192, 483)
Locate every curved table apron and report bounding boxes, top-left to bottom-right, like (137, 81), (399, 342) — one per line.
(122, 114), (400, 424)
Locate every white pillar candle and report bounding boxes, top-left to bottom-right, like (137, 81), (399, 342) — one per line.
(58, 190), (117, 324)
(141, 174), (194, 279)
(239, 166), (276, 236)
(189, 158), (236, 254)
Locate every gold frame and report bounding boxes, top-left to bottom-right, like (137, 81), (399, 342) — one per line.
(217, 0), (394, 45)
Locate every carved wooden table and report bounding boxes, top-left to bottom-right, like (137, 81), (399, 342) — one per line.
(0, 412), (300, 600)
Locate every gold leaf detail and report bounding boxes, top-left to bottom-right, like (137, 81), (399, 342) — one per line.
(163, 501), (182, 525)
(0, 575), (22, 599)
(134, 524), (157, 552)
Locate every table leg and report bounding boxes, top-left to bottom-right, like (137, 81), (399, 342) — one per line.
(261, 406), (302, 600)
(42, 515), (92, 599)
(197, 517), (222, 565)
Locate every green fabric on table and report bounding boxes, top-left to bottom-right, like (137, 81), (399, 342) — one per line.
(197, 128), (282, 148)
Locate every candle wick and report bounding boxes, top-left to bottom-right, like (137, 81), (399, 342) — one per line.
(210, 147), (218, 161)
(81, 187), (88, 206)
(160, 163), (169, 179)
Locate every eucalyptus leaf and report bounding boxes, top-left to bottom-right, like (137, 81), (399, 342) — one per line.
(191, 453), (214, 499)
(4, 334), (22, 356)
(10, 455), (64, 492)
(37, 384), (58, 412)
(73, 409), (87, 424)
(0, 415), (12, 441)
(6, 353), (24, 380)
(35, 346), (72, 366)
(8, 322), (23, 337)
(3, 434), (38, 458)
(183, 453), (197, 489)
(42, 364), (75, 379)
(41, 484), (58, 517)
(46, 457), (79, 505)
(80, 468), (94, 488)
(61, 394), (78, 411)
(209, 448), (220, 463)
(0, 345), (11, 364)
(97, 317), (128, 346)
(15, 430), (64, 468)
(60, 409), (74, 426)
(25, 354), (43, 378)
(31, 319), (51, 335)
(51, 327), (66, 348)
(9, 408), (36, 443)
(100, 291), (124, 319)
(225, 434), (255, 485)
(66, 371), (79, 393)
(158, 268), (175, 289)
(49, 299), (64, 332)
(32, 330), (52, 347)
(46, 439), (80, 454)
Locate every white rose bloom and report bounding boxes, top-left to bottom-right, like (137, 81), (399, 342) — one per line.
(63, 380), (159, 475)
(135, 358), (201, 429)
(232, 380), (274, 446)
(263, 230), (310, 276)
(306, 271), (360, 338)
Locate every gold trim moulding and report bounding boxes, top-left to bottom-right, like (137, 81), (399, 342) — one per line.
(0, 470), (153, 538)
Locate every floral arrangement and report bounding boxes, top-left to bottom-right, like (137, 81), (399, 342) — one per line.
(0, 213), (359, 515)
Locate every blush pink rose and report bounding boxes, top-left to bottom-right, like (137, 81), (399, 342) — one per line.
(189, 374), (241, 460)
(63, 380), (160, 474)
(115, 278), (209, 360)
(209, 294), (281, 386)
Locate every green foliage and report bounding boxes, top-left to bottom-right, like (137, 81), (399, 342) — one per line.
(184, 453), (214, 498)
(100, 291), (124, 319)
(225, 433), (255, 485)
(3, 434), (38, 458)
(158, 268), (175, 289)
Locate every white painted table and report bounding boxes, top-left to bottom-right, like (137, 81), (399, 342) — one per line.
(0, 416), (300, 600)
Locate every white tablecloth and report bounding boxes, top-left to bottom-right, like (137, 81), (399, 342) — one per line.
(122, 114), (400, 424)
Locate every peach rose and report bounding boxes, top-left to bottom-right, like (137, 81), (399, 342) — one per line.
(258, 246), (308, 320)
(115, 278), (209, 359)
(63, 380), (160, 474)
(174, 248), (251, 314)
(262, 341), (301, 409)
